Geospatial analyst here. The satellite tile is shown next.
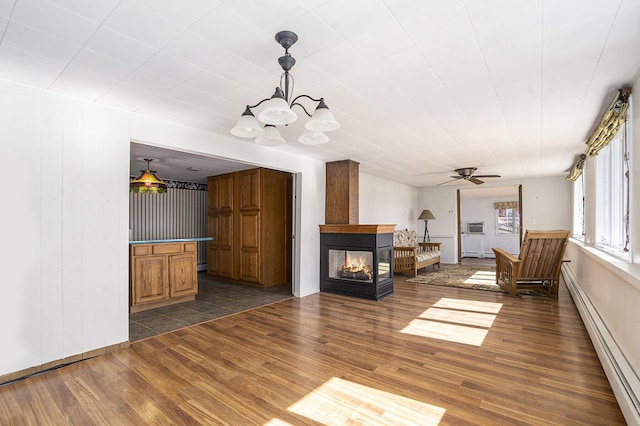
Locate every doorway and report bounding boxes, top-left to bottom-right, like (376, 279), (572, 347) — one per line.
(456, 185), (522, 262)
(129, 142), (298, 341)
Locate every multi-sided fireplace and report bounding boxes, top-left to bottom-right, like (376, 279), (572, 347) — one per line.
(320, 224), (395, 300)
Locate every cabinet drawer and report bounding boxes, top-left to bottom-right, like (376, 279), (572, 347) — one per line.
(184, 242), (196, 252)
(152, 243), (182, 254)
(133, 245), (149, 256)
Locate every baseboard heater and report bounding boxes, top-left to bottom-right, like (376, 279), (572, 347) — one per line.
(562, 264), (640, 424)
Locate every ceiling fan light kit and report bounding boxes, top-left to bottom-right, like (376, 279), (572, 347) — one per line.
(231, 31), (340, 146)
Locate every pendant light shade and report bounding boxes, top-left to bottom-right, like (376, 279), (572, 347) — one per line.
(255, 125), (286, 146)
(130, 158), (168, 194)
(258, 88), (297, 125)
(305, 99), (340, 132)
(231, 106), (266, 138)
(298, 131), (329, 145)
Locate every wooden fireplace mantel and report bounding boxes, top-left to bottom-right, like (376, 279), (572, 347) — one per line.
(319, 224), (396, 234)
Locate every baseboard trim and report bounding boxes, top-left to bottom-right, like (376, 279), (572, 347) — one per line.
(562, 264), (640, 425)
(0, 341), (130, 386)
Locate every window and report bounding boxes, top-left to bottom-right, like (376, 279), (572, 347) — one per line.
(595, 122), (631, 254)
(572, 175), (585, 240)
(495, 202), (520, 234)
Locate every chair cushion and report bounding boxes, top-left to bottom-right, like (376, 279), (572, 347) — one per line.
(393, 230), (418, 247)
(417, 251), (440, 262)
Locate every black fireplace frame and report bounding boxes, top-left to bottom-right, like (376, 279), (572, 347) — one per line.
(320, 229), (394, 300)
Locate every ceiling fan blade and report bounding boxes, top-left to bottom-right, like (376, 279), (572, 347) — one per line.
(437, 177), (463, 186)
(473, 174), (501, 178)
(469, 177), (484, 185)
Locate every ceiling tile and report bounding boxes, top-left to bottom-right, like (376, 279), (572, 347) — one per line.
(182, 70), (236, 96)
(103, 0), (186, 49)
(0, 44), (66, 88)
(222, 0), (310, 35)
(12, 0), (99, 43)
(2, 20), (81, 63)
(49, 66), (117, 100)
(69, 48), (137, 81)
(122, 68), (181, 95)
(84, 26), (157, 67)
(140, 52), (204, 83)
(314, 0), (395, 39)
(163, 30), (230, 69)
(47, 0), (120, 22)
(0, 0), (15, 18)
(189, 5), (274, 69)
(135, 0), (222, 27)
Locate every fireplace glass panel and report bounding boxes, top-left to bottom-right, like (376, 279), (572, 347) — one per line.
(378, 249), (391, 279)
(329, 249), (374, 283)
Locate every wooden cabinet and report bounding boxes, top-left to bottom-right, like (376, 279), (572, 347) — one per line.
(207, 168), (291, 287)
(130, 242), (198, 313)
(207, 174), (233, 277)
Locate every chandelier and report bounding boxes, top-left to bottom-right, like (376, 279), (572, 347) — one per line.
(231, 31), (340, 146)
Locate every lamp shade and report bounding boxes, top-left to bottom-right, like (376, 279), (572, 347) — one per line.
(255, 125), (286, 146)
(418, 209), (435, 220)
(130, 159), (167, 194)
(305, 99), (340, 132)
(231, 107), (265, 138)
(258, 88), (297, 125)
(298, 131), (329, 145)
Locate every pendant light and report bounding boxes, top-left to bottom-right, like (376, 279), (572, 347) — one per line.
(130, 158), (168, 194)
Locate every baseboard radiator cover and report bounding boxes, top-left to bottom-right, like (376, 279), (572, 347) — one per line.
(562, 264), (640, 425)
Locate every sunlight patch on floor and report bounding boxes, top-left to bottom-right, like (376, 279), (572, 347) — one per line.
(419, 307), (497, 328)
(401, 298), (503, 346)
(285, 377), (445, 425)
(401, 318), (489, 346)
(433, 298), (503, 314)
(463, 270), (497, 286)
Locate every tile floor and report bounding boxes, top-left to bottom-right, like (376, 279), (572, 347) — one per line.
(129, 272), (292, 342)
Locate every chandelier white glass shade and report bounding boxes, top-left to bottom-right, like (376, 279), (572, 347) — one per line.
(255, 125), (286, 146)
(298, 131), (329, 145)
(231, 31), (340, 146)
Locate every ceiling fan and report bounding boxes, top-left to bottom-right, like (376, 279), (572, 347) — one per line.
(437, 167), (501, 186)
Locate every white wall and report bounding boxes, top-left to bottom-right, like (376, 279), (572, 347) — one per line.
(359, 172), (417, 229)
(0, 81), (130, 376)
(418, 177), (572, 263)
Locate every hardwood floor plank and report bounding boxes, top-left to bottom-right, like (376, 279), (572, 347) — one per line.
(0, 275), (626, 425)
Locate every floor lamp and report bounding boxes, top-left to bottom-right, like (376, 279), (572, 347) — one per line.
(418, 209), (435, 243)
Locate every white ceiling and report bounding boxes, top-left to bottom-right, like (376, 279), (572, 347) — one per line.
(2, 0), (639, 187)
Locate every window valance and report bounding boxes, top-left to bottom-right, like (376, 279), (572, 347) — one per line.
(584, 87), (631, 157)
(494, 201), (519, 210)
(566, 154), (586, 182)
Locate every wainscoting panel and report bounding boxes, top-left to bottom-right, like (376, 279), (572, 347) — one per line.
(129, 187), (208, 267)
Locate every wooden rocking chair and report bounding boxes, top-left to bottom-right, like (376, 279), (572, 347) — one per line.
(492, 230), (570, 297)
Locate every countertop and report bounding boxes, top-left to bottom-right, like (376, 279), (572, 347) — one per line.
(129, 237), (213, 245)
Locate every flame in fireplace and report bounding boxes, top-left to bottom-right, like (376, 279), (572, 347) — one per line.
(341, 253), (373, 280)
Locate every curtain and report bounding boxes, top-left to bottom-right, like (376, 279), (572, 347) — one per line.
(494, 201), (518, 210)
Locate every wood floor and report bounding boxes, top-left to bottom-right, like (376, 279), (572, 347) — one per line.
(0, 272), (625, 425)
